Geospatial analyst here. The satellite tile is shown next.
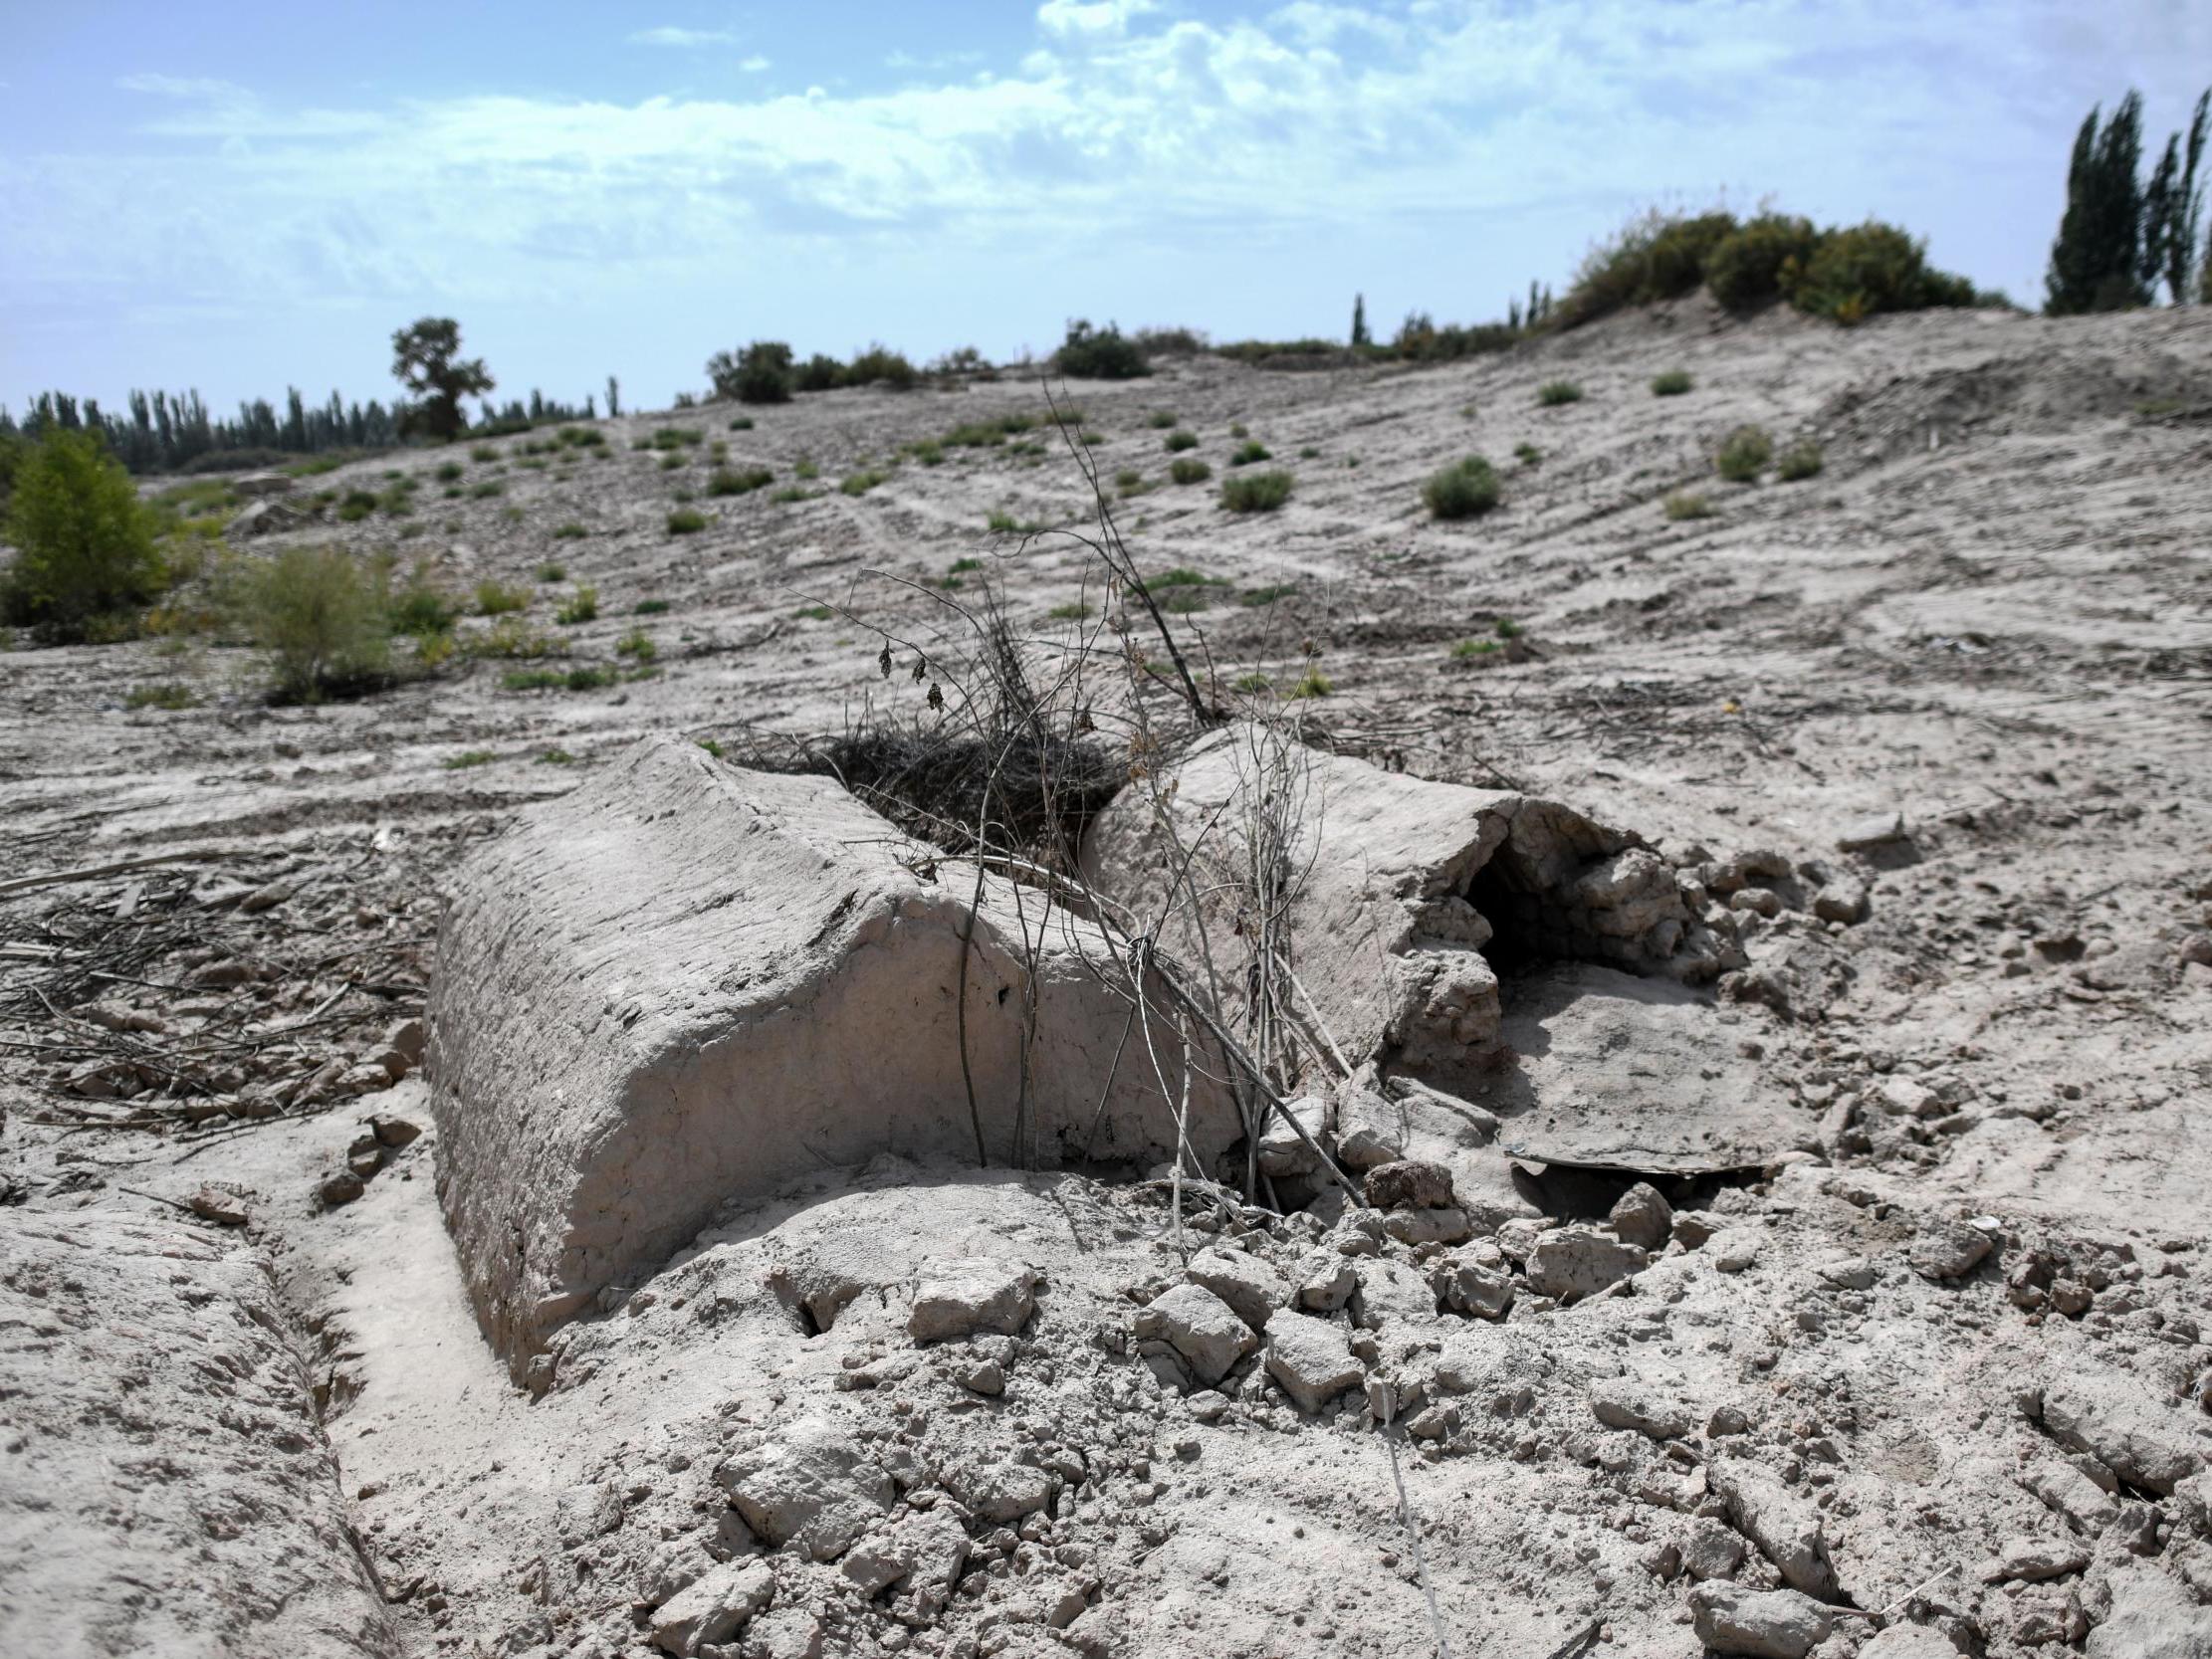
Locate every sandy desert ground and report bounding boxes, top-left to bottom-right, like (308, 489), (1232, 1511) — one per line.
(3, 293), (2211, 1659)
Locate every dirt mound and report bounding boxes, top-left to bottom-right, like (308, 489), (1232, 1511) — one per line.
(1816, 347), (2208, 458)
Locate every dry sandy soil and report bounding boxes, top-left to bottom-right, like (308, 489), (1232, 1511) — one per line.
(4, 294), (2211, 1659)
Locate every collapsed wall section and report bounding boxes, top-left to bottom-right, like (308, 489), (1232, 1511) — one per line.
(429, 736), (1232, 1378)
(1080, 727), (1732, 1083)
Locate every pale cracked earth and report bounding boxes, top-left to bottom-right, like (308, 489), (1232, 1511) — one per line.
(3, 294), (2211, 1659)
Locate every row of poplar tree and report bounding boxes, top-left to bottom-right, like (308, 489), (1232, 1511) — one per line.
(2048, 91), (2211, 312)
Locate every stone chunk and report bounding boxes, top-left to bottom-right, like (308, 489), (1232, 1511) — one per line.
(1710, 1228), (1763, 1273)
(1256, 1094), (1327, 1176)
(1363, 1158), (1453, 1210)
(1908, 1220), (1992, 1281)
(1813, 881), (1868, 925)
(1708, 1458), (1839, 1598)
(908, 1259), (1039, 1344)
(1184, 1247), (1286, 1332)
(1607, 1181), (1672, 1250)
(651, 1557), (774, 1656)
(1136, 1284), (1256, 1386)
(1679, 1517), (1747, 1580)
(1333, 1087), (1407, 1169)
(1263, 1310), (1364, 1413)
(1524, 1226), (1648, 1302)
(716, 1416), (894, 1560)
(1432, 1248), (1514, 1319)
(1352, 1257), (1439, 1330)
(1835, 812), (1906, 853)
(1380, 1206), (1472, 1247)
(1589, 1377), (1693, 1440)
(1687, 1582), (1835, 1659)
(1296, 1255), (1358, 1313)
(1977, 1536), (2089, 1582)
(2040, 1376), (2205, 1495)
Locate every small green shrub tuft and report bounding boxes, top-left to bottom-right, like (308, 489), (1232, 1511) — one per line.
(1169, 458), (1212, 485)
(537, 561), (565, 582)
(435, 460), (465, 482)
(555, 585), (598, 625)
(1148, 412), (1178, 428)
(1287, 669), (1333, 700)
(1220, 471), (1292, 513)
(1663, 491), (1715, 520)
(1514, 442), (1541, 468)
(1229, 441), (1271, 466)
(553, 522), (586, 539)
(1776, 442), (1824, 482)
(633, 598), (672, 615)
(1450, 638), (1499, 659)
(667, 509), (708, 534)
(615, 628), (655, 661)
(1232, 673), (1271, 694)
(125, 683), (197, 710)
(444, 749), (497, 769)
(793, 605), (833, 621)
(1651, 370), (1693, 396)
(729, 415), (755, 430)
(1241, 583), (1297, 606)
(840, 470), (888, 497)
(1048, 601), (1091, 620)
(539, 747), (575, 764)
(475, 580), (529, 616)
(1423, 456), (1501, 519)
(707, 466), (774, 497)
(1537, 380), (1584, 406)
(1164, 429), (1199, 453)
(1715, 425), (1773, 483)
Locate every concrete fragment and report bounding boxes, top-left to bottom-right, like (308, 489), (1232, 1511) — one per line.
(1608, 1181), (1673, 1250)
(908, 1259), (1039, 1344)
(1137, 1284), (1256, 1385)
(1908, 1219), (1992, 1280)
(1688, 1582), (1835, 1658)
(0, 1210), (399, 1656)
(1432, 1248), (1514, 1319)
(1185, 1247), (1286, 1331)
(715, 1416), (894, 1560)
(429, 737), (1231, 1374)
(1081, 726), (1730, 1089)
(1296, 1255), (1358, 1312)
(1352, 1256), (1439, 1329)
(1256, 1094), (1327, 1176)
(2040, 1376), (2205, 1494)
(1708, 1457), (1840, 1598)
(1334, 1087), (1408, 1169)
(1523, 1226), (1648, 1302)
(1589, 1376), (1694, 1440)
(1380, 1206), (1472, 1247)
(1263, 1310), (1365, 1413)
(651, 1557), (774, 1656)
(1364, 1158), (1453, 1209)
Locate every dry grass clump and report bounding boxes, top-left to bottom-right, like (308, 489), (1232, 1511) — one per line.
(1537, 380), (1584, 407)
(1776, 441), (1824, 481)
(1169, 458), (1212, 485)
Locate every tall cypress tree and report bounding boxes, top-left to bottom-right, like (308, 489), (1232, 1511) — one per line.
(2163, 91), (2209, 304)
(2046, 94), (2148, 313)
(1350, 294), (1371, 348)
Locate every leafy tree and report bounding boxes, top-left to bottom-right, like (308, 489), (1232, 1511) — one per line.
(2147, 91), (2208, 304)
(1351, 294), (1371, 348)
(709, 341), (794, 404)
(2, 429), (163, 632)
(1053, 319), (1150, 379)
(2046, 95), (2149, 313)
(391, 317), (494, 441)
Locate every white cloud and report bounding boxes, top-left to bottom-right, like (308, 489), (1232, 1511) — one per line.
(22, 1), (2205, 345)
(739, 56), (772, 74)
(627, 26), (742, 48)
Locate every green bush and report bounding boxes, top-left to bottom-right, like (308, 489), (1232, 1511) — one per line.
(1776, 442), (1824, 482)
(1, 431), (164, 633)
(1715, 425), (1773, 482)
(708, 467), (774, 497)
(1556, 209), (1739, 328)
(634, 598), (672, 615)
(846, 345), (917, 390)
(1423, 456), (1502, 519)
(434, 460), (465, 482)
(1053, 320), (1150, 379)
(553, 522), (586, 539)
(240, 546), (391, 702)
(667, 509), (708, 534)
(554, 585), (598, 625)
(1164, 429), (1199, 453)
(1793, 221), (1972, 324)
(615, 627), (655, 661)
(729, 415), (755, 431)
(1219, 471), (1292, 513)
(1663, 491), (1715, 520)
(1513, 442), (1541, 468)
(1286, 669), (1333, 700)
(1148, 412), (1178, 428)
(840, 470), (887, 497)
(389, 564), (456, 636)
(1703, 213), (1822, 312)
(1537, 380), (1584, 406)
(1169, 458), (1212, 485)
(1229, 441), (1271, 466)
(1651, 370), (1693, 396)
(475, 579), (529, 615)
(125, 683), (197, 710)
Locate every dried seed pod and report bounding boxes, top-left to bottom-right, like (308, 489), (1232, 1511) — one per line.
(911, 656), (927, 683)
(877, 643), (892, 679)
(926, 682), (944, 711)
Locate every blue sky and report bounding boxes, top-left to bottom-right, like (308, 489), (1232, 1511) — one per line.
(4, 1), (2207, 417)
